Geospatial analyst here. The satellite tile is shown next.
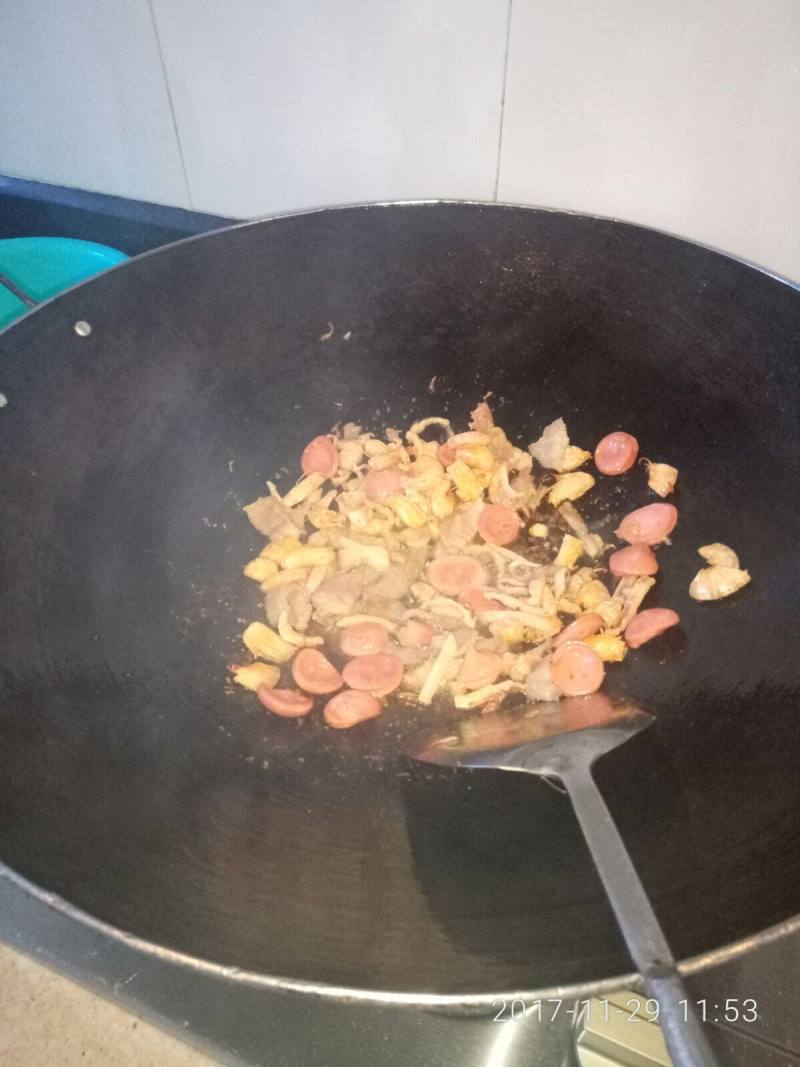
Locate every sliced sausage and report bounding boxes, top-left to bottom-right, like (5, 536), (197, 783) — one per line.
(342, 653), (404, 696)
(457, 648), (503, 689)
(396, 619), (435, 647)
(562, 692), (616, 730)
(594, 432), (639, 475)
(291, 648), (343, 694)
(553, 612), (604, 648)
(324, 690), (383, 728)
(550, 642), (605, 696)
(256, 686), (314, 717)
(458, 587), (503, 613)
(624, 608), (681, 649)
(301, 435), (338, 478)
(478, 504), (522, 546)
(363, 468), (406, 503)
(340, 621), (389, 657)
(609, 544), (659, 577)
(615, 503), (678, 545)
(428, 555), (489, 596)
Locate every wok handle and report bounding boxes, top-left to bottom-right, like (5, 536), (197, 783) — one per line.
(560, 768), (720, 1067)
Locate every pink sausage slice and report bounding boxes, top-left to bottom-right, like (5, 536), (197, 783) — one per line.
(609, 544), (659, 577)
(550, 642), (605, 696)
(457, 648), (503, 689)
(257, 686), (314, 718)
(428, 555), (489, 596)
(342, 653), (404, 697)
(458, 588), (503, 613)
(291, 648), (343, 695)
(615, 503), (678, 545)
(562, 692), (616, 730)
(301, 435), (338, 478)
(478, 504), (522, 546)
(594, 431), (639, 475)
(340, 621), (389, 657)
(363, 468), (406, 503)
(553, 612), (604, 648)
(324, 689), (383, 728)
(396, 619), (435, 647)
(624, 608), (681, 649)
(469, 401), (494, 433)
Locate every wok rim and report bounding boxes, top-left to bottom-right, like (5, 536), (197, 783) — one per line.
(2, 863), (798, 1005)
(0, 199), (797, 346)
(1, 198), (798, 1005)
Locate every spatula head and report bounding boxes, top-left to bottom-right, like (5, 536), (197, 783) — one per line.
(410, 694), (652, 779)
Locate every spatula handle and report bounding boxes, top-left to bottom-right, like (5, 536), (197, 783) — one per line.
(560, 768), (720, 1067)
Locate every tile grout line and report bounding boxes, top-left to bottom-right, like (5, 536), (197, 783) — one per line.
(493, 0), (514, 202)
(146, 0), (194, 210)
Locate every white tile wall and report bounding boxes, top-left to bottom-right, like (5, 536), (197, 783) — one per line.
(150, 0), (509, 217)
(1, 1), (799, 280)
(498, 0), (800, 281)
(0, 0), (189, 207)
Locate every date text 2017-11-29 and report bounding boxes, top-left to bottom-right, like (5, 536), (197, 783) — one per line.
(491, 997), (759, 1024)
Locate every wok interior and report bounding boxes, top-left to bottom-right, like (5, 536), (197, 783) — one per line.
(0, 203), (798, 995)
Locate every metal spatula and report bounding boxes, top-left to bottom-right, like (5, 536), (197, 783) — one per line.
(410, 697), (720, 1067)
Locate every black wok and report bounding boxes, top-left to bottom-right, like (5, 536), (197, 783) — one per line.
(0, 202), (798, 1003)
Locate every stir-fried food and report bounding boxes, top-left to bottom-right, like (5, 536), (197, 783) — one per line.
(689, 543), (751, 601)
(231, 404), (749, 727)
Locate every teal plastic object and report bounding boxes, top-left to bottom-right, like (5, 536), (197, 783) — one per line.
(0, 237), (128, 329)
(0, 284), (27, 330)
